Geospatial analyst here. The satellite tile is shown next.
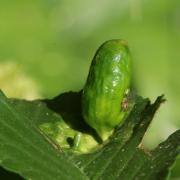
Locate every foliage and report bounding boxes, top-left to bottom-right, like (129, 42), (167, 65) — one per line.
(0, 90), (179, 179)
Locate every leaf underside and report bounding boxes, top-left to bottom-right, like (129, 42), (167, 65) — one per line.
(0, 90), (179, 180)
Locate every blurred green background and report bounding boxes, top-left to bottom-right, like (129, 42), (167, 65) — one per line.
(0, 0), (179, 178)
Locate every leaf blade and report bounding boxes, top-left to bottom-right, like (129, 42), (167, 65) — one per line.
(0, 91), (87, 180)
(0, 91), (179, 180)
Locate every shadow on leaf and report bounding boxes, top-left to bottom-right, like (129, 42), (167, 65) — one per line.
(43, 91), (102, 143)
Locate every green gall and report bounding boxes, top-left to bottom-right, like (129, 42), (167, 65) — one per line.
(82, 39), (132, 140)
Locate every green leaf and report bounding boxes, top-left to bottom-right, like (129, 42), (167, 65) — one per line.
(0, 91), (86, 180)
(0, 90), (179, 180)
